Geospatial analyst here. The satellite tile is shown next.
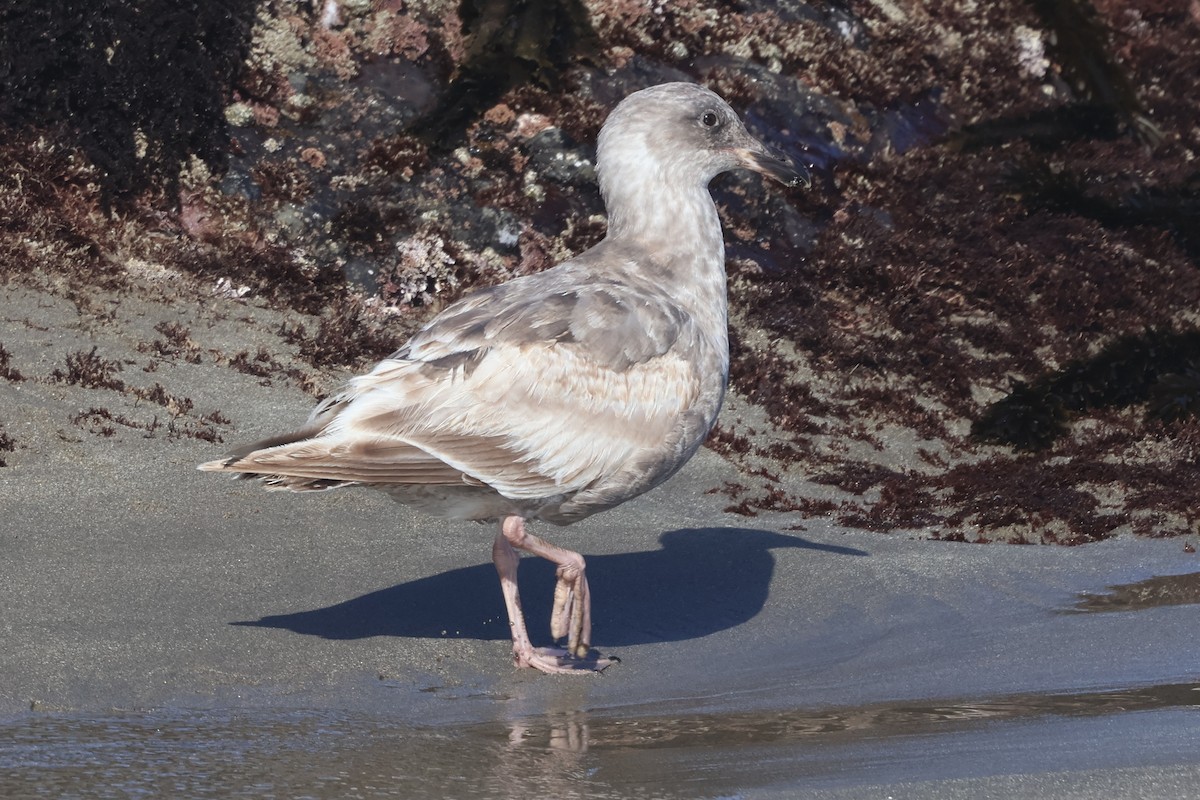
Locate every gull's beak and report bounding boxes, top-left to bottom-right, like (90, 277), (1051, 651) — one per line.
(736, 142), (811, 188)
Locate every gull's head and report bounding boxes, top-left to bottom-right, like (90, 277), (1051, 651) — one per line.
(596, 82), (811, 199)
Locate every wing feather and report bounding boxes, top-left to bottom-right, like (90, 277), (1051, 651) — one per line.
(204, 260), (716, 513)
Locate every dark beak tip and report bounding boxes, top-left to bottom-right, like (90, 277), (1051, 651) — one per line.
(782, 156), (814, 189)
(770, 162), (812, 190)
(742, 147), (813, 190)
(786, 169), (812, 189)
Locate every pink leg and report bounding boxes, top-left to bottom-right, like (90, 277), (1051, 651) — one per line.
(491, 516), (617, 673)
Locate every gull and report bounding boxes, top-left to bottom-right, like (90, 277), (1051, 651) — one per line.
(200, 82), (808, 673)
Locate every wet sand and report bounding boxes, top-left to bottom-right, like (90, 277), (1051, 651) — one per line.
(3, 274), (1200, 796)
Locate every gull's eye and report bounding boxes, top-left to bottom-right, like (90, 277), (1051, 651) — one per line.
(701, 110), (720, 128)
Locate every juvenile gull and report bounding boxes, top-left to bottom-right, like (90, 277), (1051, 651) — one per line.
(200, 82), (808, 673)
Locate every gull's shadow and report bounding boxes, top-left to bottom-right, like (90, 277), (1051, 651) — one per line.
(233, 528), (867, 647)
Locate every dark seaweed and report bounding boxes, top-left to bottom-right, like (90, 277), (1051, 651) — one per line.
(974, 330), (1200, 449)
(0, 0), (257, 204)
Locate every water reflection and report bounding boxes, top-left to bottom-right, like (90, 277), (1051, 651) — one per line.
(528, 681), (1200, 749)
(3, 683), (1196, 798)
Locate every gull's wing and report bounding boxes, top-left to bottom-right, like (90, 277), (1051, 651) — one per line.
(202, 265), (705, 503)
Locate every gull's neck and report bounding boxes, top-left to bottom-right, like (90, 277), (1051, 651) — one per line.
(601, 172), (728, 317)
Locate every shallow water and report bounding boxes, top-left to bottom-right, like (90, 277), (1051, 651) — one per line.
(5, 682), (1198, 799)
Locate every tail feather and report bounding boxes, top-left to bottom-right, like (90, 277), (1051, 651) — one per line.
(198, 431), (469, 490)
(200, 427), (321, 471)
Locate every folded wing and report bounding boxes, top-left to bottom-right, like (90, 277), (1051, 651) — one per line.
(199, 270), (704, 508)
